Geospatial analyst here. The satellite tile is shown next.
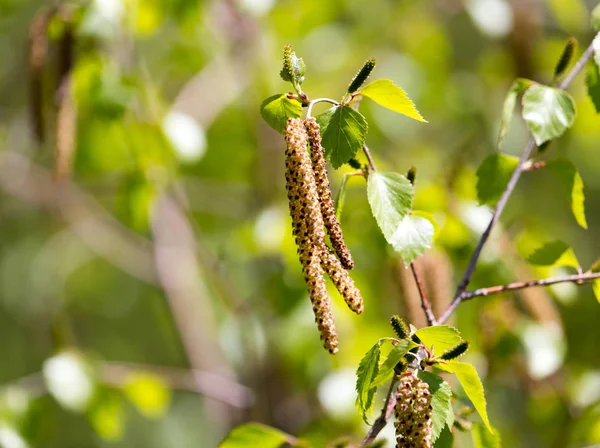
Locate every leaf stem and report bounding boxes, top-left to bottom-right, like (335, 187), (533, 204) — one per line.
(441, 36), (598, 324)
(360, 377), (398, 447)
(306, 98), (339, 118)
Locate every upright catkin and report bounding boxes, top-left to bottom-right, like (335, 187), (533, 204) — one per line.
(284, 118), (338, 354)
(304, 117), (354, 270)
(394, 372), (433, 448)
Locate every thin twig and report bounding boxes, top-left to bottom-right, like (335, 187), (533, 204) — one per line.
(360, 377), (399, 447)
(362, 144), (377, 172)
(410, 263), (437, 325)
(306, 98), (339, 117)
(441, 37), (598, 324)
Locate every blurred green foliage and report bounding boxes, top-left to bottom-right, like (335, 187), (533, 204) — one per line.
(1, 0), (600, 447)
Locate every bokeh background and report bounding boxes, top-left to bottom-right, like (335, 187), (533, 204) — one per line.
(1, 0), (600, 447)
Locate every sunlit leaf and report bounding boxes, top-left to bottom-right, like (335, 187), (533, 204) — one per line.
(526, 240), (579, 269)
(367, 172), (413, 241)
(219, 423), (292, 448)
(370, 339), (417, 388)
(446, 361), (491, 431)
(414, 325), (464, 355)
(418, 371), (453, 442)
(317, 106), (368, 169)
(88, 389), (125, 442)
(123, 372), (172, 419)
(389, 214), (435, 264)
(355, 339), (384, 423)
(472, 423), (501, 448)
(260, 94), (303, 134)
(359, 79), (426, 122)
(548, 159), (587, 229)
(587, 59), (600, 113)
(594, 33), (600, 65)
(476, 153), (520, 206)
(498, 78), (532, 149)
(521, 84), (576, 145)
(590, 259), (600, 304)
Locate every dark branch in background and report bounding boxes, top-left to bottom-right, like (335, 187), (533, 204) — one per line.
(410, 263), (437, 325)
(360, 378), (399, 447)
(439, 38), (598, 325)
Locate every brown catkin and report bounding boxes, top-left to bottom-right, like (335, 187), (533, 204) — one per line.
(320, 247), (364, 314)
(284, 118), (338, 354)
(304, 117), (354, 270)
(394, 373), (433, 448)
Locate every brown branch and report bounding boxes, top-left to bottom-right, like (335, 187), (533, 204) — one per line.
(360, 377), (398, 447)
(362, 144), (377, 172)
(441, 36), (598, 325)
(411, 263), (437, 325)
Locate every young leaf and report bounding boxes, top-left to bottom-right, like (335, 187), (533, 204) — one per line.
(418, 371), (453, 443)
(526, 240), (579, 269)
(548, 159), (587, 229)
(123, 371), (171, 419)
(280, 45), (305, 86)
(219, 423), (293, 448)
(586, 60), (600, 114)
(355, 339), (384, 423)
(317, 106), (368, 169)
(476, 153), (520, 206)
(447, 361), (491, 431)
(554, 37), (577, 80)
(521, 84), (576, 145)
(472, 423), (501, 448)
(367, 172), (413, 241)
(590, 259), (600, 304)
(370, 339), (417, 388)
(498, 78), (532, 149)
(359, 79), (426, 122)
(88, 389), (126, 442)
(260, 94), (303, 134)
(414, 325), (464, 355)
(389, 214), (435, 265)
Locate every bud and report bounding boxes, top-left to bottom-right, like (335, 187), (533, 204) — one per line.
(394, 373), (433, 448)
(440, 341), (469, 361)
(390, 315), (410, 340)
(304, 117), (355, 270)
(347, 58), (376, 93)
(554, 37), (577, 80)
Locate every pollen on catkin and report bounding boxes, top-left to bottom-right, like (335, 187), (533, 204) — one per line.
(320, 247), (364, 314)
(304, 117), (354, 270)
(284, 118), (338, 354)
(394, 373), (433, 448)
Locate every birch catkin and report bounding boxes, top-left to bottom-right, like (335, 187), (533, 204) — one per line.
(304, 117), (355, 270)
(394, 373), (433, 448)
(284, 118), (338, 354)
(320, 247), (363, 314)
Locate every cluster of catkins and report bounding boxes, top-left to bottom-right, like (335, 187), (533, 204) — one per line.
(394, 372), (433, 448)
(284, 117), (364, 354)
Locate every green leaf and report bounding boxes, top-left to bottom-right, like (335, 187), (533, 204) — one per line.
(594, 33), (600, 66)
(123, 371), (172, 419)
(367, 172), (413, 241)
(434, 425), (454, 448)
(414, 325), (464, 355)
(317, 106), (368, 169)
(88, 389), (125, 442)
(521, 84), (576, 145)
(446, 361), (491, 431)
(370, 339), (417, 388)
(590, 259), (600, 304)
(587, 59), (600, 114)
(476, 153), (520, 206)
(219, 423), (292, 448)
(548, 159), (587, 229)
(472, 423), (501, 448)
(593, 5), (600, 32)
(389, 214), (435, 264)
(498, 78), (532, 149)
(360, 79), (426, 122)
(260, 94), (303, 134)
(526, 240), (579, 269)
(355, 339), (384, 423)
(418, 371), (453, 442)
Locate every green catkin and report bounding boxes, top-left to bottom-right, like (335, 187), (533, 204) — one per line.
(554, 37), (577, 79)
(440, 341), (469, 361)
(304, 117), (355, 270)
(320, 247), (364, 314)
(347, 58), (376, 93)
(390, 315), (410, 340)
(394, 373), (433, 448)
(284, 118), (338, 354)
(280, 45), (305, 85)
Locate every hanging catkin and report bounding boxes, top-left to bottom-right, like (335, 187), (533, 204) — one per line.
(284, 118), (338, 354)
(394, 372), (433, 448)
(304, 117), (354, 270)
(320, 247), (363, 314)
